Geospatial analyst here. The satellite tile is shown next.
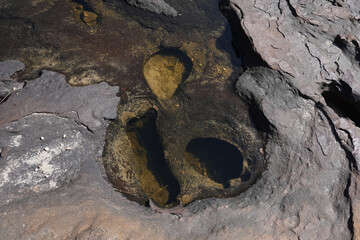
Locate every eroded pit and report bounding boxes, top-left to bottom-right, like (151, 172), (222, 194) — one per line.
(102, 91), (265, 207)
(143, 48), (193, 99)
(125, 108), (180, 206)
(185, 138), (245, 188)
(100, 0), (265, 208)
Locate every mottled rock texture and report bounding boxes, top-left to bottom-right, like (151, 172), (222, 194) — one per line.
(0, 113), (97, 205)
(1, 0), (360, 239)
(227, 0), (360, 238)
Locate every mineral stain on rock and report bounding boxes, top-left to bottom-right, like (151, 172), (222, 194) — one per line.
(69, 0), (100, 26)
(143, 48), (192, 99)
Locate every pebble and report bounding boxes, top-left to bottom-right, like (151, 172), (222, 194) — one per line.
(44, 147), (50, 151)
(40, 136), (44, 140)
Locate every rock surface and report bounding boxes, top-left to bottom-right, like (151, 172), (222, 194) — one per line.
(0, 113), (97, 205)
(1, 0), (360, 240)
(0, 70), (119, 131)
(0, 60), (25, 98)
(0, 60), (25, 80)
(125, 0), (178, 16)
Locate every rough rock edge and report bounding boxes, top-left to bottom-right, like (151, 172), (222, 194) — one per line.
(0, 68), (120, 131)
(228, 0), (360, 238)
(0, 60), (25, 80)
(125, 0), (178, 17)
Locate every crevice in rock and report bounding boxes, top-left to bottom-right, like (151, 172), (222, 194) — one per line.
(125, 108), (180, 206)
(351, 40), (360, 66)
(328, 0), (344, 7)
(219, 0), (268, 68)
(71, 0), (95, 12)
(322, 81), (360, 128)
(0, 93), (11, 105)
(69, 0), (101, 25)
(315, 103), (356, 237)
(333, 35), (360, 67)
(248, 100), (273, 133)
(344, 173), (355, 236)
(285, 0), (298, 17)
(334, 35), (348, 49)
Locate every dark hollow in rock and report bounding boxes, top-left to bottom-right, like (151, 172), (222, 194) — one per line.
(125, 108), (180, 206)
(248, 101), (273, 133)
(219, 0), (268, 68)
(322, 81), (360, 127)
(185, 137), (244, 187)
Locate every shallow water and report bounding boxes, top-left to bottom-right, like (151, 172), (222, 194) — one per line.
(0, 0), (263, 207)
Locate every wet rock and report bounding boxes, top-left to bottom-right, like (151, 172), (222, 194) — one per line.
(125, 0), (178, 17)
(1, 0), (360, 239)
(0, 70), (120, 131)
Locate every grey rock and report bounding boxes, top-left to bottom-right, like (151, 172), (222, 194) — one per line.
(0, 70), (120, 131)
(1, 0), (360, 239)
(235, 68), (351, 240)
(0, 60), (25, 80)
(125, 0), (178, 16)
(0, 60), (25, 99)
(0, 113), (97, 205)
(335, 118), (360, 168)
(0, 80), (24, 99)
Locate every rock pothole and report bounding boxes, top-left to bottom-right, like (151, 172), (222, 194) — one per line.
(102, 79), (265, 207)
(185, 137), (247, 188)
(99, 0), (267, 208)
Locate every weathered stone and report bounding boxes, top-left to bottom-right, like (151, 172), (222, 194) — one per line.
(0, 70), (120, 131)
(235, 68), (350, 239)
(0, 60), (25, 80)
(0, 113), (97, 205)
(125, 0), (178, 16)
(0, 60), (25, 99)
(1, 0), (360, 239)
(0, 80), (24, 99)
